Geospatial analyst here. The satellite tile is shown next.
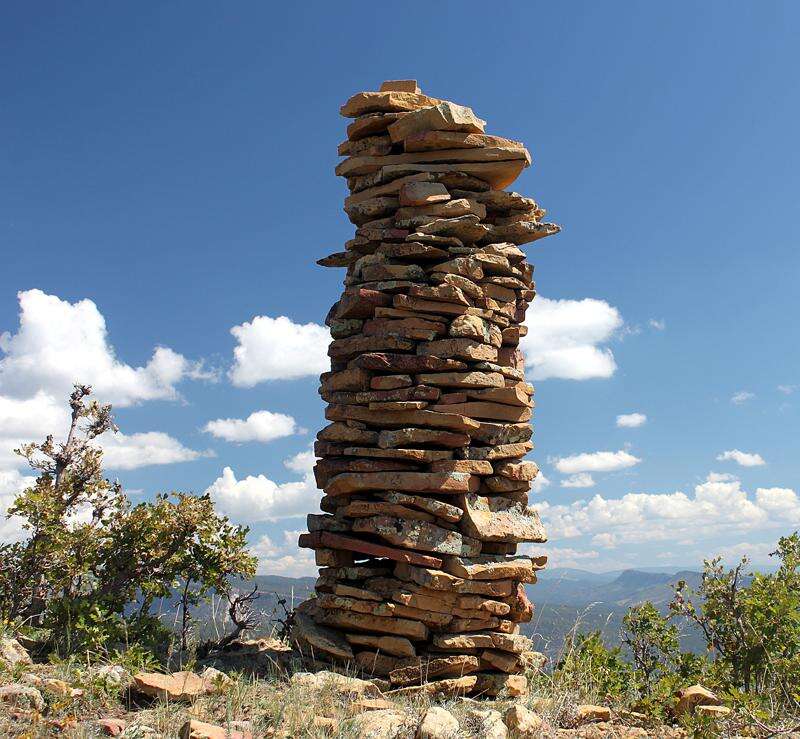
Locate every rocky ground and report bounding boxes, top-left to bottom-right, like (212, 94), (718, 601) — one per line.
(0, 635), (759, 738)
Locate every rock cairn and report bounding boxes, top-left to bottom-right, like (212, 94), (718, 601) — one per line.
(294, 80), (560, 697)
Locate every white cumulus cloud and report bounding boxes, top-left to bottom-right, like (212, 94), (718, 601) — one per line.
(755, 487), (798, 514)
(521, 297), (623, 381)
(616, 413), (647, 428)
(100, 432), (212, 470)
(529, 545), (600, 569)
(251, 532), (317, 578)
(228, 315), (330, 386)
(531, 471), (551, 494)
(0, 290), (215, 478)
(0, 387), (207, 473)
(0, 289), (212, 406)
(204, 451), (320, 523)
(283, 447), (316, 474)
(554, 450), (641, 475)
(731, 391), (755, 405)
(203, 410), (302, 443)
(0, 392), (68, 468)
(561, 472), (596, 488)
(717, 449), (766, 468)
(591, 532), (618, 548)
(0, 468), (34, 542)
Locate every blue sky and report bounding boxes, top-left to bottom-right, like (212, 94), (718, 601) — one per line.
(1, 1), (798, 575)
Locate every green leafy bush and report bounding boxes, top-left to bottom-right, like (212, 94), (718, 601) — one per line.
(534, 534), (800, 727)
(671, 533), (800, 713)
(0, 385), (256, 659)
(552, 629), (635, 705)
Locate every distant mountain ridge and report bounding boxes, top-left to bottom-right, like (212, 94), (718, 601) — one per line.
(520, 567), (704, 655)
(528, 567), (702, 607)
(178, 567), (705, 658)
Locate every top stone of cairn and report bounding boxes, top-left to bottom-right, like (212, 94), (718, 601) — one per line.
(379, 79), (422, 93)
(340, 79), (442, 117)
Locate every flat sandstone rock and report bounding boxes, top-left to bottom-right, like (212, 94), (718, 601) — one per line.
(341, 90), (442, 117)
(387, 102), (487, 143)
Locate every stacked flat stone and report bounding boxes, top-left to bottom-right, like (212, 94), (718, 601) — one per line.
(294, 80), (560, 697)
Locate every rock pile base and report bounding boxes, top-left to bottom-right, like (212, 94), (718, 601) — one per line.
(293, 80), (560, 696)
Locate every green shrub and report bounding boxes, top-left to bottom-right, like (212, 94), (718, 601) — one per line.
(671, 533), (800, 710)
(0, 385), (256, 660)
(553, 630), (635, 705)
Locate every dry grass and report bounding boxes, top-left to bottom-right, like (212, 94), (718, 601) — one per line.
(0, 635), (745, 738)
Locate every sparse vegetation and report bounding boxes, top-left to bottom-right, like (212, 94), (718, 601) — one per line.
(528, 536), (800, 733)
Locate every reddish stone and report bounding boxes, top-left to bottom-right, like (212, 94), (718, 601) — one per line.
(354, 352), (467, 373)
(298, 531), (443, 568)
(335, 289), (392, 319)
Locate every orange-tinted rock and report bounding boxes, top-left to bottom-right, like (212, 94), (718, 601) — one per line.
(325, 404), (480, 433)
(96, 718), (127, 736)
(340, 91), (442, 117)
(388, 655), (480, 686)
(459, 494), (546, 543)
(474, 672), (528, 697)
(325, 470), (478, 497)
(465, 385), (532, 407)
(481, 649), (523, 673)
(415, 371), (505, 389)
(317, 422), (378, 445)
(394, 563), (516, 597)
(299, 531), (443, 569)
(354, 352), (467, 373)
(419, 339), (498, 363)
(352, 516), (480, 556)
(131, 671), (211, 701)
(342, 501), (435, 523)
(674, 684), (721, 716)
(575, 705), (612, 724)
(335, 288), (392, 319)
(429, 459), (493, 475)
(430, 401), (530, 423)
(458, 441), (533, 460)
(378, 427), (470, 449)
(493, 460), (539, 481)
(386, 102), (486, 143)
(379, 492), (463, 522)
(315, 608), (429, 640)
(396, 198), (486, 223)
(340, 445), (453, 463)
(370, 374), (412, 390)
(442, 555), (536, 582)
(346, 112), (407, 140)
(404, 130), (525, 152)
(379, 79), (421, 93)
(292, 612), (354, 662)
(345, 633), (416, 658)
(399, 181), (450, 206)
(338, 134), (392, 157)
(179, 720), (251, 739)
